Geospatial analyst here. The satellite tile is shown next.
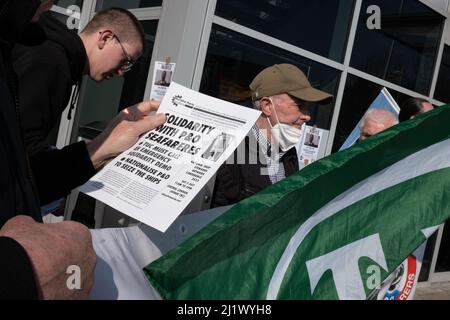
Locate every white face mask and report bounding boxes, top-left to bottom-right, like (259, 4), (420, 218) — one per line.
(267, 99), (304, 152)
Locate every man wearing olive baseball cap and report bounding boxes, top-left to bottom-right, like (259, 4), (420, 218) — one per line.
(251, 63), (333, 102)
(211, 63), (333, 208)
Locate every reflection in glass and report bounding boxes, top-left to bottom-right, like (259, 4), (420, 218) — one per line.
(434, 45), (450, 104)
(54, 0), (84, 7)
(199, 25), (340, 130)
(96, 0), (162, 11)
(332, 75), (410, 152)
(435, 221), (450, 273)
(49, 11), (78, 29)
(50, 1), (84, 30)
(119, 20), (158, 109)
(351, 0), (444, 95)
(215, 0), (355, 63)
(419, 231), (438, 282)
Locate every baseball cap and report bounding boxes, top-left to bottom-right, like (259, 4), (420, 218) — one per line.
(250, 64), (333, 103)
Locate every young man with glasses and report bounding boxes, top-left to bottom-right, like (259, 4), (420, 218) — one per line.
(10, 7), (158, 209)
(113, 33), (135, 73)
(13, 7), (146, 156)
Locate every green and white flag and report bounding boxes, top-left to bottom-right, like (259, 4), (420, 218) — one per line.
(144, 104), (450, 300)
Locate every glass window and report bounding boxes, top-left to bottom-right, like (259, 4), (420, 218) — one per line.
(332, 74), (411, 152)
(50, 1), (84, 30)
(435, 221), (450, 273)
(54, 0), (84, 7)
(418, 231), (438, 282)
(96, 0), (162, 11)
(119, 20), (158, 109)
(351, 0), (445, 95)
(215, 0), (355, 63)
(199, 24), (340, 130)
(77, 20), (158, 135)
(49, 11), (79, 29)
(426, 0), (450, 12)
(434, 45), (450, 104)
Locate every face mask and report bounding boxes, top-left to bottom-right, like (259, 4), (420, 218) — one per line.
(267, 99), (304, 152)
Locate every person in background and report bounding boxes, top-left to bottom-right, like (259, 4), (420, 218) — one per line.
(358, 109), (398, 142)
(399, 97), (434, 122)
(211, 64), (333, 207)
(356, 107), (422, 301)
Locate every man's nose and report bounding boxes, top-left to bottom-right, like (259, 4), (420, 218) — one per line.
(300, 112), (311, 123)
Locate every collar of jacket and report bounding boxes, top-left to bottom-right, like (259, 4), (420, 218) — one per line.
(38, 12), (87, 82)
(17, 23), (46, 46)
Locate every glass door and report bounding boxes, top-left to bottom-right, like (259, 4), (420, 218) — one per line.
(429, 221), (450, 282)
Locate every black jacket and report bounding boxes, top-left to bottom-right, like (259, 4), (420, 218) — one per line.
(211, 132), (299, 208)
(13, 12), (86, 155)
(12, 12), (96, 205)
(0, 237), (38, 299)
(0, 0), (42, 300)
(0, 0), (42, 227)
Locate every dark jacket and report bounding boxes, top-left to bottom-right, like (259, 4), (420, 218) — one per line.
(12, 12), (96, 205)
(0, 237), (38, 299)
(211, 132), (299, 208)
(0, 0), (42, 300)
(13, 12), (86, 155)
(0, 0), (42, 227)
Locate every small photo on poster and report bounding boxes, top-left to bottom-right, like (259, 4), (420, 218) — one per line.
(154, 70), (172, 87)
(304, 131), (320, 148)
(202, 133), (234, 162)
(297, 125), (326, 169)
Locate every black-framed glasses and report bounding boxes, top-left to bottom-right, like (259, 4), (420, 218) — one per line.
(113, 34), (134, 72)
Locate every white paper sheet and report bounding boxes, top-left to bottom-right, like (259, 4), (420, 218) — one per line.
(81, 82), (260, 232)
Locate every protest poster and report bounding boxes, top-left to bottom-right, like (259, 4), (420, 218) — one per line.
(149, 61), (176, 101)
(339, 87), (400, 151)
(297, 125), (328, 169)
(80, 82), (261, 232)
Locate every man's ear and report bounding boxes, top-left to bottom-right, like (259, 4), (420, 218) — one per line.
(259, 97), (273, 117)
(97, 30), (113, 49)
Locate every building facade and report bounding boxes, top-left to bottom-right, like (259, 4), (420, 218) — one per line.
(50, 0), (450, 287)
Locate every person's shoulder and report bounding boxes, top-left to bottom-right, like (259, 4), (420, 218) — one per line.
(13, 41), (70, 76)
(13, 40), (65, 63)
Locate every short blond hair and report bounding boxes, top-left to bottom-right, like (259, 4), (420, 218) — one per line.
(82, 7), (146, 50)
